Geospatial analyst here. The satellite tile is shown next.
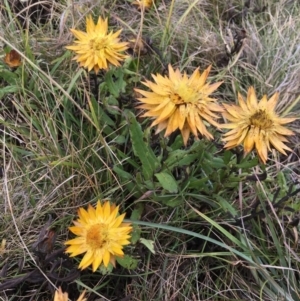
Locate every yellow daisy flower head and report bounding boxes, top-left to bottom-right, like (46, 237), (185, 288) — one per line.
(65, 200), (132, 272)
(66, 15), (129, 73)
(132, 0), (154, 9)
(222, 86), (296, 164)
(135, 64), (223, 145)
(53, 287), (86, 301)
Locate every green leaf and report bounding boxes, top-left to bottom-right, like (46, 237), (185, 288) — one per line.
(104, 95), (120, 115)
(116, 254), (138, 269)
(188, 177), (209, 189)
(235, 157), (259, 169)
(214, 194), (237, 216)
(99, 263), (114, 274)
(105, 68), (126, 98)
(0, 70), (18, 84)
(164, 149), (198, 169)
(156, 195), (183, 207)
(113, 166), (133, 180)
(277, 171), (288, 193)
(126, 110), (161, 180)
(155, 172), (178, 193)
(210, 157), (226, 168)
(130, 205), (143, 244)
(0, 85), (20, 98)
(131, 225), (141, 244)
(130, 204), (144, 220)
(223, 150), (234, 164)
(140, 238), (156, 254)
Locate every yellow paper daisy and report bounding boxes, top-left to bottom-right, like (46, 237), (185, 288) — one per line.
(66, 15), (128, 73)
(132, 0), (154, 9)
(53, 287), (86, 301)
(135, 64), (223, 145)
(222, 86), (296, 163)
(65, 200), (132, 272)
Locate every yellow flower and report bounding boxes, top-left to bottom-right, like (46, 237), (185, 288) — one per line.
(128, 37), (148, 55)
(222, 86), (296, 163)
(4, 49), (22, 68)
(66, 15), (128, 73)
(53, 287), (86, 301)
(135, 64), (223, 145)
(65, 200), (132, 272)
(132, 0), (154, 9)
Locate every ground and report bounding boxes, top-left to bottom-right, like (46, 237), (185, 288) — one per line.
(0, 1), (300, 301)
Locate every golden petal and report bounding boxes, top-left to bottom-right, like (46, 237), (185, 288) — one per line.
(206, 102), (224, 113)
(78, 207), (90, 224)
(273, 125), (294, 136)
(266, 91), (279, 111)
(135, 91), (165, 103)
(186, 109), (198, 137)
(224, 138), (240, 149)
(194, 115), (206, 136)
(237, 93), (248, 112)
(54, 287), (68, 301)
(222, 129), (244, 141)
(221, 122), (241, 129)
(258, 94), (268, 111)
(110, 29), (122, 39)
(177, 106), (187, 130)
(180, 122), (191, 145)
(223, 103), (243, 119)
(222, 111), (241, 123)
(87, 204), (97, 220)
(189, 68), (201, 85)
(255, 131), (268, 164)
(243, 127), (255, 154)
(69, 29), (87, 41)
(95, 200), (104, 216)
(146, 82), (170, 95)
(247, 87), (258, 112)
(94, 66), (100, 74)
(108, 206), (121, 223)
(165, 110), (179, 136)
(86, 15), (96, 34)
(168, 64), (178, 82)
(201, 106), (221, 119)
(103, 201), (111, 217)
(110, 213), (126, 228)
(68, 226), (85, 236)
(77, 290), (87, 301)
(95, 17), (108, 34)
(153, 101), (176, 124)
(235, 127), (249, 145)
(199, 112), (220, 128)
(155, 120), (168, 133)
(66, 244), (87, 256)
(268, 134), (292, 155)
(276, 117), (297, 125)
(153, 74), (173, 87)
(201, 81), (223, 96)
(92, 251), (103, 272)
(198, 65), (211, 87)
(222, 128), (239, 138)
(65, 237), (86, 245)
(103, 249), (111, 267)
(79, 250), (95, 270)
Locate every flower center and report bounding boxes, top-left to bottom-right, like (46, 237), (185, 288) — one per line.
(86, 223), (108, 250)
(170, 93), (185, 105)
(171, 84), (199, 105)
(249, 110), (273, 129)
(89, 37), (108, 51)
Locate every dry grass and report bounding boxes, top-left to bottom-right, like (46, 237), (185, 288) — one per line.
(0, 0), (300, 300)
